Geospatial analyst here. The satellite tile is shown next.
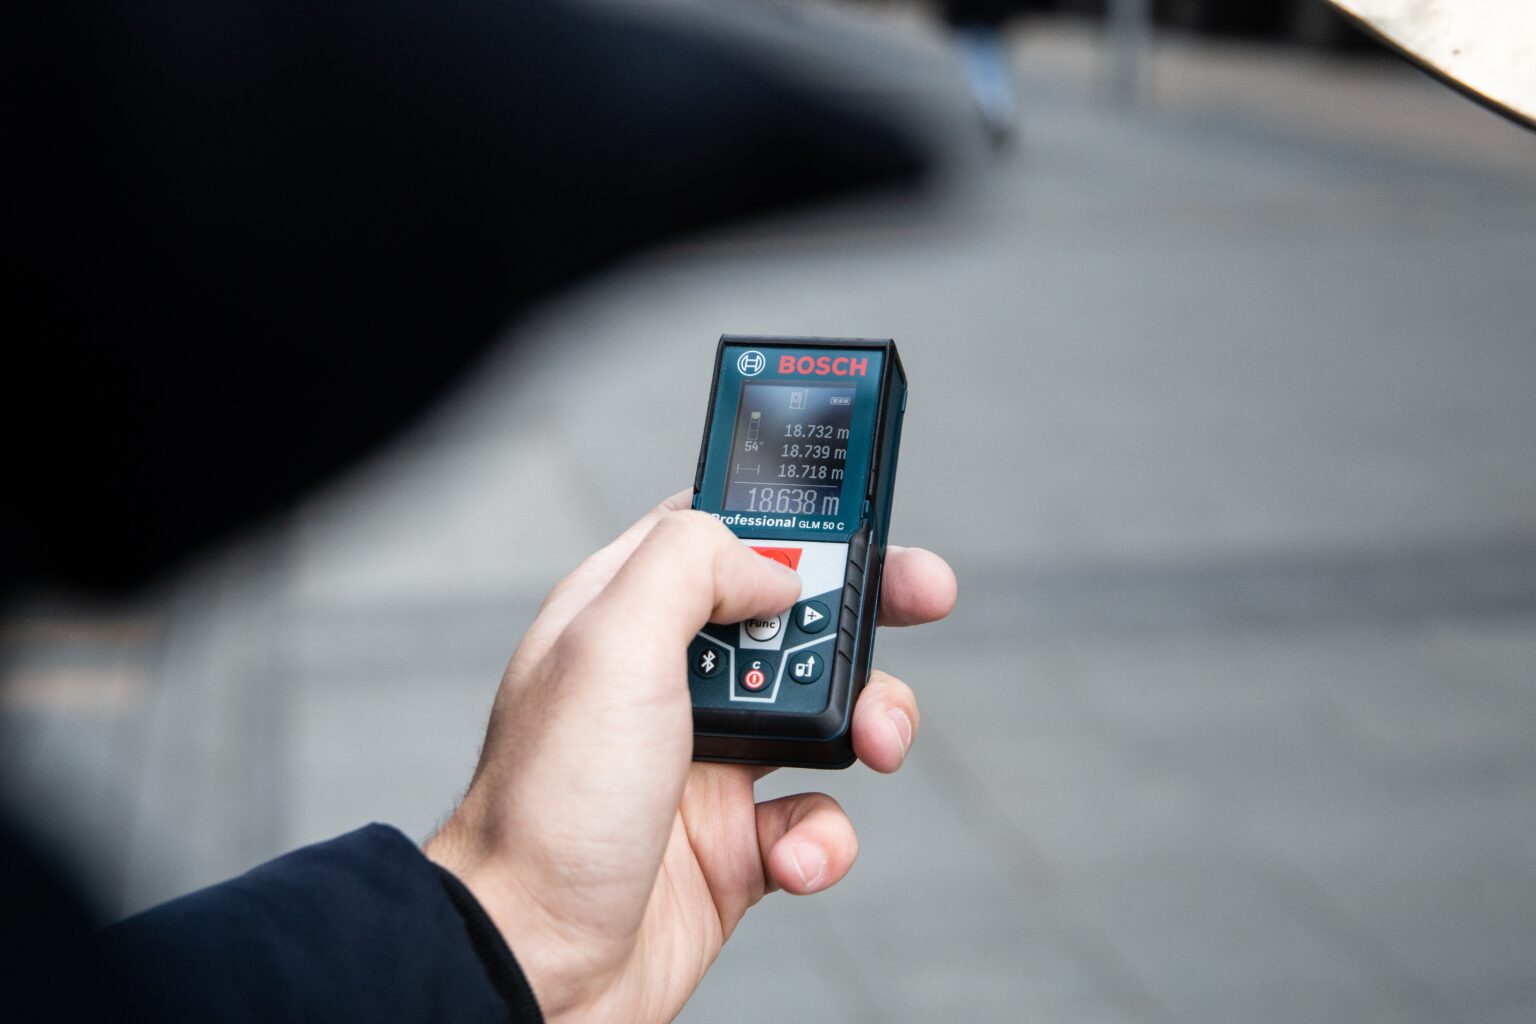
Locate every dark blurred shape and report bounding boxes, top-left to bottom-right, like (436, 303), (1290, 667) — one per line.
(3, 0), (927, 593)
(0, 821), (120, 1019)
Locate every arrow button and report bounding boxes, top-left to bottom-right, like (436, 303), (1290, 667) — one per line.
(795, 599), (831, 635)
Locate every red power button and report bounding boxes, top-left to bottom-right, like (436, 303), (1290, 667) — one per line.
(739, 657), (773, 693)
(750, 546), (803, 570)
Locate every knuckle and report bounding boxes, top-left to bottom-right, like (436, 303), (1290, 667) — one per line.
(647, 510), (733, 575)
(799, 791), (845, 818)
(550, 608), (599, 663)
(539, 562), (592, 612)
(654, 490), (694, 515)
(648, 507), (709, 545)
(670, 508), (727, 539)
(869, 670), (914, 701)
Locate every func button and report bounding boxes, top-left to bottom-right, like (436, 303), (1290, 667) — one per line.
(738, 657), (774, 693)
(744, 614), (783, 642)
(787, 648), (825, 685)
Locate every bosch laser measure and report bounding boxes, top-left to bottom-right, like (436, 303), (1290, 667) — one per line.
(689, 336), (906, 768)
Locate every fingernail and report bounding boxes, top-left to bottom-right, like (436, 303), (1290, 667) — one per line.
(789, 842), (827, 890)
(886, 708), (913, 756)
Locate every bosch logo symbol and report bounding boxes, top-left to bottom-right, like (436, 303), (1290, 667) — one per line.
(737, 350), (766, 376)
(778, 354), (868, 377)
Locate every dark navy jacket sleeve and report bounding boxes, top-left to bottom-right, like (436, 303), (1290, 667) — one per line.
(106, 824), (542, 1023)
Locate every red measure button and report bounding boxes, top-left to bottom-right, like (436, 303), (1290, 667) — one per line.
(750, 546), (803, 570)
(743, 668), (767, 691)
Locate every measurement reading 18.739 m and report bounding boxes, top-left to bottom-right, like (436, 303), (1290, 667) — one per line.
(780, 443), (843, 459)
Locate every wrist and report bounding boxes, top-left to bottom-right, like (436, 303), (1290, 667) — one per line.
(425, 814), (620, 1023)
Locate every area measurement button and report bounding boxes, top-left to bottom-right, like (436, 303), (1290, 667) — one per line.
(795, 600), (831, 634)
(739, 657), (774, 692)
(788, 649), (825, 684)
(744, 614), (783, 642)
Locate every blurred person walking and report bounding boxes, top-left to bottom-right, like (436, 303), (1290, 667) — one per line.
(940, 0), (1051, 145)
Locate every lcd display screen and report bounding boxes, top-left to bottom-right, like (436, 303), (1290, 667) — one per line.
(723, 383), (855, 516)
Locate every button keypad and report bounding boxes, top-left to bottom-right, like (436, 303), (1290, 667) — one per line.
(688, 538), (850, 711)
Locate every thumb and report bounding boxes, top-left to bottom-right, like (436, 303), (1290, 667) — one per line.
(535, 508), (799, 802)
(571, 509), (803, 657)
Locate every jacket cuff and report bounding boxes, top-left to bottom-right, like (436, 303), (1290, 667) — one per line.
(433, 863), (545, 1022)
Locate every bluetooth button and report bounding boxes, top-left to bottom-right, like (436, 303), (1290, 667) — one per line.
(690, 638), (725, 679)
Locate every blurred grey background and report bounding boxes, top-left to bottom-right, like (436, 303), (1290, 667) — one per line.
(4, 3), (1535, 1022)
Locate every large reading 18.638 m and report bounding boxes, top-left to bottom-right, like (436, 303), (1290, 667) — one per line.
(724, 383), (855, 516)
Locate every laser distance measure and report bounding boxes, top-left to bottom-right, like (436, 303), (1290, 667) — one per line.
(689, 336), (906, 768)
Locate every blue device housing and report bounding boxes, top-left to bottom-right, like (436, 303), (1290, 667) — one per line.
(690, 335), (906, 768)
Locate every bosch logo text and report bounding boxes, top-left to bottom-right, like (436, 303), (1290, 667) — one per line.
(778, 354), (868, 377)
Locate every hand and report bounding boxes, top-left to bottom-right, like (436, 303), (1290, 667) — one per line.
(426, 493), (957, 1023)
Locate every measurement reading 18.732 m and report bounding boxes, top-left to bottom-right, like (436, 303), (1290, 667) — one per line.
(784, 424), (850, 440)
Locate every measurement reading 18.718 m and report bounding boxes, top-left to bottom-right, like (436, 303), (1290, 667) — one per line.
(742, 487), (842, 516)
(777, 464), (842, 481)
